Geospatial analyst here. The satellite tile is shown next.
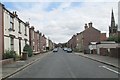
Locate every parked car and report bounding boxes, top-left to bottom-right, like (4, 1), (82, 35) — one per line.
(67, 48), (72, 53)
(53, 48), (58, 52)
(63, 47), (68, 51)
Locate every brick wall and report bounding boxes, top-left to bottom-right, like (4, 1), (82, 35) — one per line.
(109, 48), (120, 58)
(83, 26), (100, 51)
(100, 48), (109, 56)
(100, 33), (107, 41)
(2, 58), (14, 65)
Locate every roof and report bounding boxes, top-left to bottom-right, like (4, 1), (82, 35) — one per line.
(97, 41), (116, 44)
(82, 26), (100, 33)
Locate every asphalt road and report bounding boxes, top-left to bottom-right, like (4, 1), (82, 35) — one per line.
(9, 48), (119, 78)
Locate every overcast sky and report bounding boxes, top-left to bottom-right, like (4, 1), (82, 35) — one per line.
(1, 0), (119, 43)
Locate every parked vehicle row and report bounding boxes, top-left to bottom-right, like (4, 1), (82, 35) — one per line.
(63, 47), (72, 53)
(53, 48), (58, 52)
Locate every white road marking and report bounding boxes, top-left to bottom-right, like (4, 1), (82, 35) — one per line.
(99, 66), (120, 74)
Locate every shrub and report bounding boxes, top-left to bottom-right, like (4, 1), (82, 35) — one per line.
(23, 44), (33, 57)
(3, 50), (17, 60)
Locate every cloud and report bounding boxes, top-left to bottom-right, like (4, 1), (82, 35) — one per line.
(3, 1), (118, 43)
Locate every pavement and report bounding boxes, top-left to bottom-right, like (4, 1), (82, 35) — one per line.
(2, 51), (52, 80)
(1, 49), (119, 79)
(74, 52), (120, 69)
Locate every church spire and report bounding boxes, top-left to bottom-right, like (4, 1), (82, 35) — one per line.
(111, 9), (115, 27)
(109, 9), (118, 37)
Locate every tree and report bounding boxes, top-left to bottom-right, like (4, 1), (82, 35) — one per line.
(23, 44), (33, 57)
(107, 36), (120, 43)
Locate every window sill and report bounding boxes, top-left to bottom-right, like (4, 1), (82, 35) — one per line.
(24, 34), (27, 36)
(8, 28), (15, 31)
(18, 32), (21, 34)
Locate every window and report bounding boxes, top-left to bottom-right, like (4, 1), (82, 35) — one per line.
(25, 39), (27, 44)
(18, 21), (21, 33)
(10, 37), (14, 50)
(25, 26), (27, 36)
(10, 16), (14, 30)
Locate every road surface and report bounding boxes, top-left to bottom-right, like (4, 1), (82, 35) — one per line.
(9, 48), (119, 78)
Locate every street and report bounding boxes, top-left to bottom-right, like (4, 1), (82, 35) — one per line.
(9, 48), (119, 78)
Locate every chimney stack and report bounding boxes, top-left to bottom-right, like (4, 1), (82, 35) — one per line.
(13, 11), (18, 17)
(88, 22), (92, 27)
(84, 23), (88, 29)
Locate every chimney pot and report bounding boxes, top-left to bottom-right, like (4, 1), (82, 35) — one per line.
(88, 22), (92, 27)
(84, 23), (88, 29)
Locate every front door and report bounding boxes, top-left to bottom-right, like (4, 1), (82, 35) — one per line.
(19, 39), (21, 55)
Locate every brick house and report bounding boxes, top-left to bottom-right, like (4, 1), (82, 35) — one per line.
(76, 32), (83, 52)
(29, 27), (42, 54)
(76, 22), (101, 53)
(0, 3), (30, 58)
(29, 26), (35, 52)
(67, 35), (76, 50)
(34, 30), (40, 53)
(40, 34), (46, 52)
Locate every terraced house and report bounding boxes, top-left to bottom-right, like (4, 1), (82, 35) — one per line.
(0, 3), (29, 58)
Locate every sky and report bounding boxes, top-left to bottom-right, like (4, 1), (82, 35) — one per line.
(1, 0), (119, 43)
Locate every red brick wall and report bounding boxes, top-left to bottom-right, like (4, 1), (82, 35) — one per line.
(34, 32), (40, 52)
(40, 35), (46, 52)
(100, 48), (109, 56)
(2, 58), (14, 65)
(100, 33), (107, 41)
(83, 27), (100, 50)
(109, 48), (120, 58)
(0, 4), (4, 60)
(29, 27), (35, 51)
(67, 35), (76, 50)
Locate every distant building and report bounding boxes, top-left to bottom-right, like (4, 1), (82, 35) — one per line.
(46, 38), (54, 51)
(100, 33), (107, 41)
(40, 34), (46, 52)
(29, 26), (35, 52)
(67, 35), (76, 50)
(109, 9), (118, 37)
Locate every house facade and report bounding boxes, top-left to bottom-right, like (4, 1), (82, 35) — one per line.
(40, 35), (46, 52)
(29, 26), (35, 52)
(67, 35), (76, 50)
(29, 27), (42, 54)
(0, 3), (29, 57)
(76, 32), (83, 52)
(74, 22), (101, 53)
(34, 31), (40, 53)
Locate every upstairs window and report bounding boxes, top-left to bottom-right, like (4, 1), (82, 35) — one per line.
(18, 21), (21, 34)
(24, 25), (27, 36)
(10, 16), (14, 29)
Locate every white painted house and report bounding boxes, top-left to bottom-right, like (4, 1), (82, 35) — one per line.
(3, 7), (29, 55)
